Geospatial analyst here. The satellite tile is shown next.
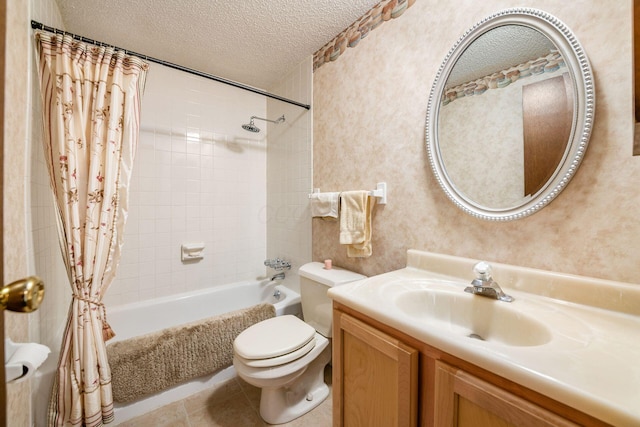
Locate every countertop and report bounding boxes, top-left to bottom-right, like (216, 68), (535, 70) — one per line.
(328, 250), (640, 426)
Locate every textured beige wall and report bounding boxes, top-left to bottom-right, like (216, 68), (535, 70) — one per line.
(5, 0), (32, 425)
(313, 0), (639, 283)
(28, 1), (67, 425)
(5, 0), (65, 425)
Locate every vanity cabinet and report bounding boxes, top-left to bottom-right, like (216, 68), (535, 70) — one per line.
(332, 310), (418, 427)
(434, 361), (578, 427)
(332, 304), (609, 427)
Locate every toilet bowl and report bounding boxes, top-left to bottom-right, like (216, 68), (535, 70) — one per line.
(233, 316), (331, 424)
(232, 262), (365, 424)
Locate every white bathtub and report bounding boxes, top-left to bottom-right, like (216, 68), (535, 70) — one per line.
(107, 281), (301, 424)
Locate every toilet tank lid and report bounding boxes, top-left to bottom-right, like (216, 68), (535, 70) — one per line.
(298, 262), (366, 287)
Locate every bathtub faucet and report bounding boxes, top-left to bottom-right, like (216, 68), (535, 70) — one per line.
(264, 258), (291, 271)
(271, 272), (285, 281)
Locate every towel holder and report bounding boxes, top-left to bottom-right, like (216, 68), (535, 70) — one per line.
(309, 182), (387, 205)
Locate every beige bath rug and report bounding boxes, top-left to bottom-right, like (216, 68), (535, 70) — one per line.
(107, 302), (275, 403)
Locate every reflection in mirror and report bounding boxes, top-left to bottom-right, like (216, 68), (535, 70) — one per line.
(438, 25), (574, 209)
(425, 9), (594, 221)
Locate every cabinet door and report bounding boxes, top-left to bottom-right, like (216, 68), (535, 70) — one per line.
(434, 361), (578, 427)
(333, 310), (418, 427)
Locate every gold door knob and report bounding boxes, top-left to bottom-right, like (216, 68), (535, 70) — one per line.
(1, 276), (45, 312)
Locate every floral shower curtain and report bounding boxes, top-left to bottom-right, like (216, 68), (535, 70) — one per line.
(34, 31), (148, 426)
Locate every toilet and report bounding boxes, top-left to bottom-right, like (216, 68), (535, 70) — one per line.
(233, 262), (366, 424)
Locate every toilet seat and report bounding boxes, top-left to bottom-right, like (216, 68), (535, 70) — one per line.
(233, 333), (330, 383)
(235, 336), (316, 367)
(234, 315), (316, 367)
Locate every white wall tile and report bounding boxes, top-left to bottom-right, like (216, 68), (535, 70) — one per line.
(265, 57), (313, 294)
(107, 63), (267, 305)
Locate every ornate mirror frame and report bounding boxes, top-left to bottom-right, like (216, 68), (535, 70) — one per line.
(425, 8), (595, 221)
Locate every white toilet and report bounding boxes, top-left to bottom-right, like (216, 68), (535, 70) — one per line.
(233, 262), (365, 424)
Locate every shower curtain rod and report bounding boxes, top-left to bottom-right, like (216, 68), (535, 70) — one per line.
(30, 20), (311, 111)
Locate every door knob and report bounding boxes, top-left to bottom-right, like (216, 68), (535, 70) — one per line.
(1, 276), (44, 312)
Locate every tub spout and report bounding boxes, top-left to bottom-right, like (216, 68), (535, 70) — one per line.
(271, 272), (285, 281)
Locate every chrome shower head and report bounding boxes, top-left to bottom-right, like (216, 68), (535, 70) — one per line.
(241, 119), (260, 133)
(241, 115), (285, 133)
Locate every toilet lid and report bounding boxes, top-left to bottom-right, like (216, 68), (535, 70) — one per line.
(234, 315), (315, 360)
(234, 336), (317, 368)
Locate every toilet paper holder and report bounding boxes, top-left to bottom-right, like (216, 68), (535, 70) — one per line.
(5, 338), (50, 383)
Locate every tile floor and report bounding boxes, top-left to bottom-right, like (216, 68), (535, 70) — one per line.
(116, 367), (333, 426)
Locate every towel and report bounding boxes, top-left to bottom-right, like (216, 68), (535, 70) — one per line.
(339, 191), (374, 257)
(310, 192), (340, 219)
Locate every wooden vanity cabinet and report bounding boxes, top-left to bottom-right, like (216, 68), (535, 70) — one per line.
(434, 361), (578, 427)
(332, 309), (419, 427)
(332, 303), (610, 427)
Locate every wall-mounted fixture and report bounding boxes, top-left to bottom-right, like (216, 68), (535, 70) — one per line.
(31, 21), (311, 111)
(241, 115), (285, 133)
(181, 243), (205, 262)
(309, 182), (387, 205)
(425, 8), (594, 221)
(264, 258), (291, 271)
(5, 338), (50, 383)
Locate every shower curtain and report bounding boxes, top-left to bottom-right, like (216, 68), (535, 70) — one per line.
(34, 31), (148, 426)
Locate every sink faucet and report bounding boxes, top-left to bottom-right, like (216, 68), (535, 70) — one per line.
(464, 261), (514, 302)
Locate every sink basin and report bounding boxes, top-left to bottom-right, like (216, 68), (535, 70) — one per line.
(325, 250), (640, 427)
(393, 288), (552, 347)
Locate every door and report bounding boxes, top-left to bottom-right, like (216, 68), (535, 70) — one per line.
(1, 0), (7, 422)
(522, 73), (574, 196)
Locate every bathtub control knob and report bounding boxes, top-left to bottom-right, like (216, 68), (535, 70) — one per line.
(264, 258), (291, 271)
(306, 393), (313, 401)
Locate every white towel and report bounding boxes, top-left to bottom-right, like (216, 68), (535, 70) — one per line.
(310, 192), (340, 219)
(339, 191), (374, 257)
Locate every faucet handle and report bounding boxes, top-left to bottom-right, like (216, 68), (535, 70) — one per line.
(264, 258), (291, 271)
(473, 261), (492, 280)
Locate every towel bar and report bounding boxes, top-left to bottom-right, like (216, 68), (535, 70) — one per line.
(309, 182), (387, 205)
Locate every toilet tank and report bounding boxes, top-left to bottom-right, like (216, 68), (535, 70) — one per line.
(299, 262), (366, 337)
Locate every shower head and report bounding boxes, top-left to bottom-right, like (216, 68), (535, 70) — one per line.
(242, 119), (260, 133)
(241, 115), (285, 133)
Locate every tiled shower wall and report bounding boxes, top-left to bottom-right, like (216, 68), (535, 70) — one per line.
(105, 64), (268, 306)
(266, 58), (313, 294)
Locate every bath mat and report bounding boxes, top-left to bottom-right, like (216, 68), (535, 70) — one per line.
(107, 302), (275, 403)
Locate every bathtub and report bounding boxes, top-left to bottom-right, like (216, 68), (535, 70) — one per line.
(107, 280), (301, 424)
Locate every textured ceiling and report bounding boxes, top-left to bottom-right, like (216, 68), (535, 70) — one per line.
(447, 25), (556, 87)
(55, 0), (380, 90)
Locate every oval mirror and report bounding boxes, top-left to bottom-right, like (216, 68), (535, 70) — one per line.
(425, 8), (595, 221)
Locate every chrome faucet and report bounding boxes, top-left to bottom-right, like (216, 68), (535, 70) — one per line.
(464, 261), (514, 302)
(264, 258), (291, 271)
(271, 272), (285, 281)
